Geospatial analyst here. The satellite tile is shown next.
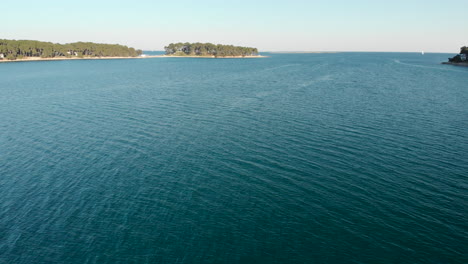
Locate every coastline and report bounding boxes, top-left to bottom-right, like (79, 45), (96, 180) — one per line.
(268, 51), (339, 54)
(0, 55), (266, 63)
(441, 62), (468, 67)
(0, 55), (162, 63)
(161, 55), (267, 58)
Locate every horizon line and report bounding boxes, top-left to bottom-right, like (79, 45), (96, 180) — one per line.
(144, 50), (456, 54)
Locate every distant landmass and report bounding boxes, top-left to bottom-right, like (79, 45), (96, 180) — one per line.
(164, 43), (259, 58)
(443, 46), (468, 66)
(267, 51), (339, 54)
(0, 39), (143, 61)
(0, 40), (262, 62)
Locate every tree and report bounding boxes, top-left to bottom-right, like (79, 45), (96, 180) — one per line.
(460, 46), (468, 55)
(164, 42), (259, 57)
(0, 39), (142, 59)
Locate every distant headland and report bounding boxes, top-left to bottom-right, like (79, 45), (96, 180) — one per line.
(164, 42), (263, 58)
(0, 39), (146, 62)
(442, 46), (468, 67)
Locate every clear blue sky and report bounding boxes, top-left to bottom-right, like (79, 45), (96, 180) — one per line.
(3, 0), (466, 52)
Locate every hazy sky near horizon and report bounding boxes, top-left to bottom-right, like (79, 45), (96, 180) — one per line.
(3, 0), (466, 52)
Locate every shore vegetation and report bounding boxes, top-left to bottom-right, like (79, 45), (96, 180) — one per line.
(164, 42), (258, 57)
(447, 46), (468, 63)
(0, 39), (142, 60)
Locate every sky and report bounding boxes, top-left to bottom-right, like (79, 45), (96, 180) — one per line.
(2, 0), (466, 53)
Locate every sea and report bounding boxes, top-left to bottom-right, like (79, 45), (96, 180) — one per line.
(0, 52), (467, 264)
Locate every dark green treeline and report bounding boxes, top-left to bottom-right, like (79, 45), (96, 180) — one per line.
(448, 46), (468, 63)
(0, 39), (143, 60)
(165, 42), (258, 57)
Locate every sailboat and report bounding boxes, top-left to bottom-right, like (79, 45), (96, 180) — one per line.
(421, 51), (425, 55)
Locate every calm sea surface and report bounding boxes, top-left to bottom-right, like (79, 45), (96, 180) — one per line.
(0, 53), (467, 263)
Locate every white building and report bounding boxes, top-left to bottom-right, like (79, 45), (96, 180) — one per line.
(460, 54), (467, 61)
(0, 53), (4, 58)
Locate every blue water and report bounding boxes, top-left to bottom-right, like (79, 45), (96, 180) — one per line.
(0, 53), (467, 263)
(143, 50), (165, 56)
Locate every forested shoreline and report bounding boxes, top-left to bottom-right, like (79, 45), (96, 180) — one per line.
(447, 46), (468, 63)
(164, 43), (258, 57)
(0, 39), (142, 60)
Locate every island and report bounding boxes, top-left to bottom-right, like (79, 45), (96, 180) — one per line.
(164, 42), (261, 58)
(0, 39), (144, 61)
(443, 46), (468, 67)
(0, 39), (263, 63)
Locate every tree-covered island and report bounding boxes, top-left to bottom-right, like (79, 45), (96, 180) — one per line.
(444, 46), (468, 66)
(0, 39), (261, 62)
(164, 42), (259, 57)
(0, 39), (143, 60)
